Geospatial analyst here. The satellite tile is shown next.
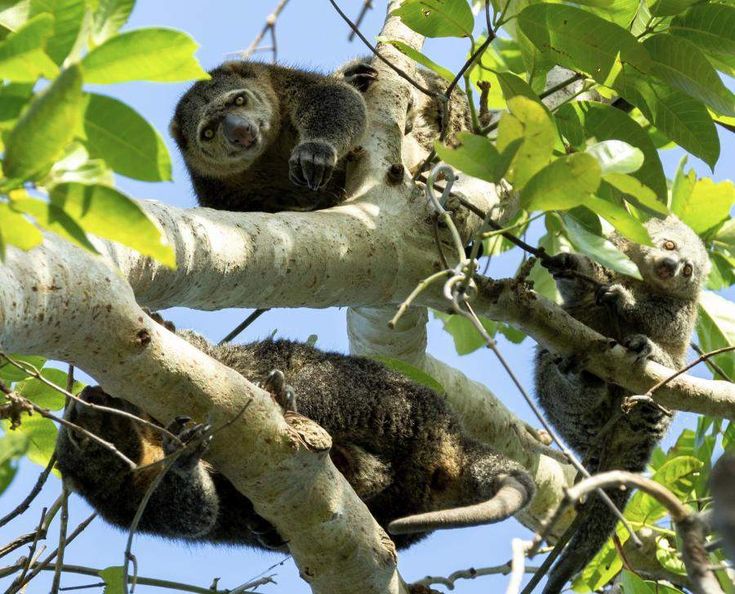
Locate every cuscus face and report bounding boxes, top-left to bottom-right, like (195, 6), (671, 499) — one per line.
(170, 63), (277, 178)
(624, 215), (710, 297)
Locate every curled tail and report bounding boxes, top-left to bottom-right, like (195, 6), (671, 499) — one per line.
(543, 487), (630, 594)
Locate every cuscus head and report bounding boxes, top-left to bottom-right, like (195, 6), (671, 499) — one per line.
(618, 215), (710, 298)
(169, 61), (278, 178)
(388, 443), (535, 536)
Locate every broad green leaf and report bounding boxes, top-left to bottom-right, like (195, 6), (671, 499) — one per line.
(0, 12), (57, 81)
(563, 214), (642, 277)
(16, 367), (84, 410)
(0, 354), (46, 381)
(0, 429), (28, 493)
(82, 93), (172, 182)
(11, 197), (96, 252)
(643, 34), (735, 117)
(671, 171), (735, 234)
(655, 537), (687, 575)
(3, 64), (82, 181)
(434, 311), (498, 355)
(650, 0), (700, 16)
(99, 566), (125, 594)
(371, 356), (445, 395)
(0, 202), (43, 256)
(496, 71), (540, 103)
(30, 0), (85, 64)
(574, 536), (623, 591)
(51, 182), (176, 267)
(0, 0), (31, 31)
(81, 28), (209, 83)
(603, 174), (668, 217)
(527, 224), (570, 302)
(585, 140), (644, 175)
(697, 291), (735, 380)
(92, 0), (135, 45)
(585, 195), (651, 245)
(521, 153), (601, 212)
(377, 38), (454, 82)
(0, 82), (33, 126)
(622, 74), (720, 168)
(391, 0), (473, 38)
(2, 413), (57, 467)
(707, 251), (735, 291)
(435, 132), (501, 183)
(517, 4), (652, 87)
(620, 571), (655, 594)
(48, 142), (115, 187)
(497, 96), (556, 189)
(555, 102), (667, 201)
(670, 5), (735, 67)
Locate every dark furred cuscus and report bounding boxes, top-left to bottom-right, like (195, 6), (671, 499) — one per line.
(535, 215), (710, 593)
(56, 327), (535, 551)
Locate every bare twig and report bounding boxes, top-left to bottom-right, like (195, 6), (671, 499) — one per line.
(415, 562), (540, 590)
(50, 483), (71, 594)
(690, 342), (733, 382)
(219, 308), (270, 344)
(349, 0), (373, 41)
(0, 451), (56, 528)
(239, 0), (291, 63)
(8, 506), (49, 592)
(646, 346), (735, 397)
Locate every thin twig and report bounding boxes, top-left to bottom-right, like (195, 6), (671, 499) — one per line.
(50, 483), (71, 594)
(348, 0), (373, 41)
(0, 451), (56, 528)
(690, 342), (733, 382)
(415, 561), (540, 590)
(240, 0), (291, 63)
(219, 308), (270, 344)
(646, 346), (735, 397)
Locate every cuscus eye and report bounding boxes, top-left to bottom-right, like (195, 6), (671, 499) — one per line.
(683, 263), (693, 277)
(663, 240), (676, 250)
(202, 127), (215, 140)
(234, 94), (247, 106)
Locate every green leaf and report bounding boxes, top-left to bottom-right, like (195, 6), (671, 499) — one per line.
(2, 413), (57, 467)
(0, 430), (28, 493)
(11, 197), (96, 252)
(624, 74), (720, 168)
(650, 0), (699, 16)
(563, 214), (642, 278)
(643, 34), (735, 117)
(3, 64), (83, 181)
(50, 182), (176, 267)
(517, 4), (652, 86)
(371, 356), (445, 395)
(620, 571), (656, 594)
(585, 195), (651, 245)
(0, 355), (46, 381)
(16, 367), (83, 410)
(434, 311), (498, 355)
(655, 537), (688, 576)
(670, 4), (735, 67)
(496, 71), (540, 103)
(0, 12), (57, 81)
(30, 0), (85, 64)
(0, 202), (43, 256)
(82, 93), (172, 182)
(697, 291), (735, 380)
(92, 0), (135, 45)
(497, 96), (556, 189)
(555, 102), (667, 201)
(603, 173), (668, 217)
(99, 566), (125, 594)
(378, 38), (454, 82)
(520, 153), (601, 212)
(585, 140), (644, 175)
(671, 168), (735, 234)
(528, 225), (570, 302)
(435, 132), (501, 183)
(0, 82), (33, 126)
(391, 0), (474, 38)
(47, 142), (115, 187)
(81, 27), (209, 83)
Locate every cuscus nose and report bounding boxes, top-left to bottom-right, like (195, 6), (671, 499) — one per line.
(223, 114), (257, 148)
(656, 256), (679, 278)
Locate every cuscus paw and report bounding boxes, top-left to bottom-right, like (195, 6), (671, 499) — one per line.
(163, 416), (212, 473)
(246, 513), (289, 551)
(143, 308), (176, 333)
(289, 141), (337, 191)
(595, 283), (624, 307)
(260, 369), (297, 413)
(541, 253), (580, 278)
(342, 62), (378, 92)
(622, 334), (654, 362)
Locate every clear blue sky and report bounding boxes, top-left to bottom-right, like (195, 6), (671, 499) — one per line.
(2, 2), (734, 593)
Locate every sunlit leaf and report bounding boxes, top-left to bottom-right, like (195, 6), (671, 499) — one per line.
(371, 356), (446, 395)
(30, 0), (85, 64)
(585, 140), (644, 175)
(2, 413), (57, 467)
(585, 195), (651, 245)
(0, 12), (57, 81)
(521, 153), (601, 211)
(670, 5), (735, 69)
(434, 311), (498, 355)
(435, 133), (501, 183)
(603, 173), (668, 217)
(0, 202), (43, 257)
(11, 197), (96, 252)
(0, 430), (28, 493)
(3, 64), (83, 181)
(16, 367), (84, 410)
(50, 182), (176, 267)
(82, 93), (172, 181)
(671, 160), (735, 234)
(378, 38), (454, 82)
(697, 291), (735, 380)
(0, 355), (46, 382)
(92, 0), (135, 45)
(81, 27), (209, 83)
(391, 0), (474, 38)
(99, 566), (125, 594)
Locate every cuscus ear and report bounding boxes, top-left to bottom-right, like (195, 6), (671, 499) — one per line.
(169, 119), (187, 149)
